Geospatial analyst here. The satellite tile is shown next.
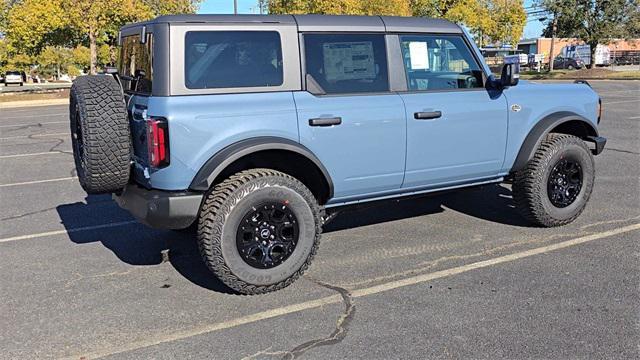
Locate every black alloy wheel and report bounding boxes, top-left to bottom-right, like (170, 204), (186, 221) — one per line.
(236, 202), (299, 269)
(547, 158), (583, 208)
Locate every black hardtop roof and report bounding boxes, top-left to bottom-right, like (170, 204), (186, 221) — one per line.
(120, 14), (462, 34)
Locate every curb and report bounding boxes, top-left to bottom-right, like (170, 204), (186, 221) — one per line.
(0, 98), (69, 109)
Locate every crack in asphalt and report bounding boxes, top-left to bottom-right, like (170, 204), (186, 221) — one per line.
(2, 122), (44, 133)
(605, 147), (640, 155)
(241, 277), (355, 360)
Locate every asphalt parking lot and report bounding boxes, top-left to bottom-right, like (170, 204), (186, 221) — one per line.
(1, 80), (639, 359)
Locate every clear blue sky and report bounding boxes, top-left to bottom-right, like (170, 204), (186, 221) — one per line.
(198, 0), (546, 38)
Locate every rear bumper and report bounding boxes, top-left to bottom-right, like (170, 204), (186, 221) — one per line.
(113, 184), (203, 230)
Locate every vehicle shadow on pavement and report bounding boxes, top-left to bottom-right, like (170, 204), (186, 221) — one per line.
(324, 183), (530, 232)
(440, 184), (531, 227)
(56, 195), (235, 294)
(56, 184), (527, 293)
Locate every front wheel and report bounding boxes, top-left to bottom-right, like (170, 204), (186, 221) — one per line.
(513, 134), (595, 227)
(198, 169), (322, 295)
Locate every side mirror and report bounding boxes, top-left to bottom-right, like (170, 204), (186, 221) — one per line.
(500, 63), (520, 87)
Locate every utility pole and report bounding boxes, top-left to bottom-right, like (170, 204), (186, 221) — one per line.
(549, 14), (557, 71)
(234, 0), (238, 14)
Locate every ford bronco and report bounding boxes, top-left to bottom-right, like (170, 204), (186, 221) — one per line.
(69, 15), (606, 294)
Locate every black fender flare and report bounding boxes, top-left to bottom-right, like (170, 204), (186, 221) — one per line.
(511, 111), (599, 172)
(189, 136), (334, 198)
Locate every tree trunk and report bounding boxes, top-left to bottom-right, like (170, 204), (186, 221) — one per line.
(589, 42), (597, 69)
(89, 30), (97, 75)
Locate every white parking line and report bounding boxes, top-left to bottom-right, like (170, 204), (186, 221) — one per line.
(57, 222), (640, 360)
(0, 221), (138, 244)
(0, 176), (77, 188)
(1, 113), (67, 121)
(0, 105), (68, 113)
(0, 151), (70, 159)
(604, 99), (640, 105)
(0, 120), (67, 128)
(0, 132), (68, 140)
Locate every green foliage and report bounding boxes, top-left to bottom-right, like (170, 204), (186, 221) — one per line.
(268, 0), (411, 16)
(72, 46), (91, 69)
(2, 0), (201, 75)
(5, 0), (68, 55)
(540, 0), (639, 64)
(37, 45), (72, 77)
(67, 64), (81, 77)
(270, 0), (525, 46)
(411, 0), (525, 46)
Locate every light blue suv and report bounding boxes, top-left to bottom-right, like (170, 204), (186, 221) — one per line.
(69, 15), (606, 294)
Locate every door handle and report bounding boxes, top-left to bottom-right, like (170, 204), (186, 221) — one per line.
(414, 111), (442, 120)
(309, 117), (342, 127)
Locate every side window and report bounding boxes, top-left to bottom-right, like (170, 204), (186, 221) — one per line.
(399, 35), (483, 91)
(303, 33), (389, 94)
(184, 31), (283, 89)
(119, 33), (153, 94)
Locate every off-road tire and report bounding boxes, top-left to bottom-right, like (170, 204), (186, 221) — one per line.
(513, 133), (595, 227)
(70, 75), (131, 194)
(198, 169), (322, 295)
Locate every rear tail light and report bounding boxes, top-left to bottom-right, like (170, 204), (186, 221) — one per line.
(146, 117), (169, 168)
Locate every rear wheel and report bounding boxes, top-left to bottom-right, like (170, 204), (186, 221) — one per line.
(513, 134), (595, 227)
(70, 75), (131, 194)
(198, 169), (322, 295)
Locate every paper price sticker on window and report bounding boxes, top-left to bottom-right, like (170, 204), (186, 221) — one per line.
(323, 41), (376, 82)
(409, 42), (429, 70)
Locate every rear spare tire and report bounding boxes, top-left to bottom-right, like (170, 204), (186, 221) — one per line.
(70, 75), (131, 194)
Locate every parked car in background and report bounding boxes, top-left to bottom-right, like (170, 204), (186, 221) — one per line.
(3, 71), (23, 86)
(553, 56), (584, 70)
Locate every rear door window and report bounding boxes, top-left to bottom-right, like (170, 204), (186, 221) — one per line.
(119, 33), (153, 94)
(303, 33), (389, 94)
(184, 31), (283, 89)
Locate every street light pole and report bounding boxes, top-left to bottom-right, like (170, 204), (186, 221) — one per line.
(234, 0), (238, 14)
(549, 15), (557, 71)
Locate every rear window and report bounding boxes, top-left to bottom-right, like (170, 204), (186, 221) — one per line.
(119, 33), (153, 94)
(6, 71), (20, 76)
(184, 31), (283, 89)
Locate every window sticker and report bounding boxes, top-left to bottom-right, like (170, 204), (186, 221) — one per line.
(409, 42), (429, 70)
(322, 41), (376, 81)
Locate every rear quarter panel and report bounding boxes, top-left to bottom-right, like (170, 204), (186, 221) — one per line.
(501, 81), (600, 172)
(146, 92), (299, 190)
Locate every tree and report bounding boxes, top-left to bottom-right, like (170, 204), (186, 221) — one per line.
(4, 0), (68, 55)
(411, 0), (525, 46)
(270, 0), (525, 46)
(72, 45), (91, 70)
(62, 0), (202, 74)
(540, 0), (640, 67)
(63, 0), (150, 75)
(37, 46), (72, 78)
(269, 0), (411, 16)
